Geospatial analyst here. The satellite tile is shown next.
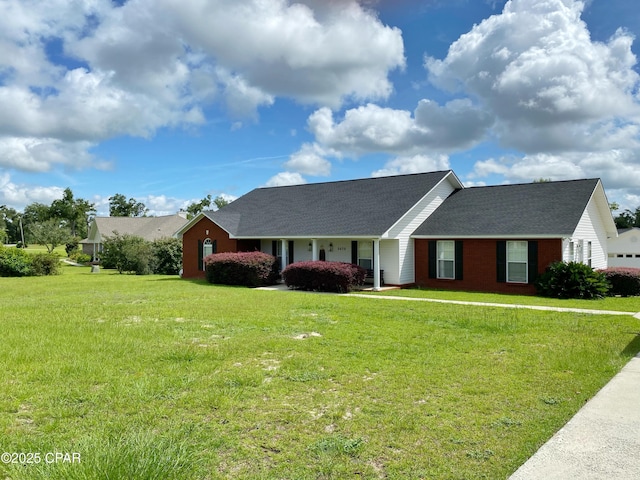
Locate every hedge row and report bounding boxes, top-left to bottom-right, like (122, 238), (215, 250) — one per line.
(282, 261), (366, 293)
(204, 251), (279, 287)
(0, 246), (62, 277)
(598, 267), (640, 297)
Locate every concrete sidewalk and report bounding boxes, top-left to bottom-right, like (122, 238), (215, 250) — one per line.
(510, 353), (640, 479)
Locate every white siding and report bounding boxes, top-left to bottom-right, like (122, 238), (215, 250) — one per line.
(567, 198), (609, 269)
(384, 178), (457, 284)
(398, 238), (414, 284)
(379, 240), (400, 284)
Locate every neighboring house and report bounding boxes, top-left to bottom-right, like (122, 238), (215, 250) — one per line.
(176, 171), (617, 294)
(81, 214), (188, 259)
(607, 227), (640, 268)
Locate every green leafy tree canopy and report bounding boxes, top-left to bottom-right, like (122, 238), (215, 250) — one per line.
(109, 194), (148, 217)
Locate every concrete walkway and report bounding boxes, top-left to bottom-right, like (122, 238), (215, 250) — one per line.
(510, 353), (640, 479)
(258, 285), (640, 478)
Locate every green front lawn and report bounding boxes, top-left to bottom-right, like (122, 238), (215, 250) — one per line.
(1, 267), (638, 479)
(355, 286), (640, 312)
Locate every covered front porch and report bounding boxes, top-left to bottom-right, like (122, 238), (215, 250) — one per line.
(260, 237), (387, 291)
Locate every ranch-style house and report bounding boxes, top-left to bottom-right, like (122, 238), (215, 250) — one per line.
(175, 170), (616, 294)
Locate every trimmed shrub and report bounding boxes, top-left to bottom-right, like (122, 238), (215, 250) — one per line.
(535, 261), (610, 299)
(598, 267), (640, 297)
(205, 251), (279, 287)
(151, 237), (183, 275)
(31, 253), (62, 276)
(0, 246), (32, 277)
(70, 251), (92, 264)
(282, 261), (366, 293)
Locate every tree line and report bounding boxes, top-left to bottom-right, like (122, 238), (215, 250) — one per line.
(611, 203), (640, 229)
(0, 189), (229, 247)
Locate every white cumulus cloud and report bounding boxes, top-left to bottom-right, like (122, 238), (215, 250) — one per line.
(372, 154), (450, 177)
(264, 172), (307, 187)
(0, 0), (405, 173)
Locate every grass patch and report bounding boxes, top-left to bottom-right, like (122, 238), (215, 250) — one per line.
(18, 244), (68, 256)
(355, 286), (640, 312)
(0, 266), (638, 479)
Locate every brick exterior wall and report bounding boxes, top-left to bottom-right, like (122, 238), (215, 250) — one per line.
(181, 217), (238, 279)
(415, 238), (563, 295)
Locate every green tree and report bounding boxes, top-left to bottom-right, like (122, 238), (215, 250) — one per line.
(0, 206), (21, 243)
(50, 187), (96, 238)
(184, 194), (230, 219)
(28, 219), (72, 253)
(22, 202), (51, 232)
(613, 206), (640, 229)
(109, 194), (148, 217)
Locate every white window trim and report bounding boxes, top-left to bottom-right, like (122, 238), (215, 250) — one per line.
(507, 240), (528, 284)
(437, 240), (455, 279)
(358, 241), (373, 270)
(203, 238), (213, 269)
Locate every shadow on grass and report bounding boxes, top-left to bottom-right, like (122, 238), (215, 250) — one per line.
(622, 333), (640, 358)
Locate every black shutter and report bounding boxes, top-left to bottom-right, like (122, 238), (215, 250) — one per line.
(197, 239), (203, 271)
(455, 240), (464, 280)
(351, 241), (358, 265)
(212, 240), (217, 254)
(428, 241), (437, 279)
(528, 241), (538, 284)
(288, 240), (294, 264)
(496, 241), (506, 283)
(272, 240), (277, 257)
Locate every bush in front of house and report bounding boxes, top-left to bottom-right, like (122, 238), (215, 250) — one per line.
(204, 251), (279, 287)
(151, 237), (183, 275)
(31, 253), (62, 276)
(535, 261), (610, 299)
(598, 267), (640, 297)
(282, 261), (366, 293)
(101, 233), (154, 275)
(70, 251), (92, 264)
(0, 245), (33, 277)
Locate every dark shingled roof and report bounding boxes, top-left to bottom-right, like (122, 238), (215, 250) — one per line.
(413, 179), (600, 237)
(204, 171), (452, 237)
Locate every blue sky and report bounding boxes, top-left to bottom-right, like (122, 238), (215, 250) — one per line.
(1, 0), (640, 216)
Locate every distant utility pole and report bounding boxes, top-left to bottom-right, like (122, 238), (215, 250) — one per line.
(19, 216), (25, 246)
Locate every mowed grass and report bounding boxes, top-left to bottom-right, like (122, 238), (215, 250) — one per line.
(0, 267), (639, 479)
(357, 286), (640, 313)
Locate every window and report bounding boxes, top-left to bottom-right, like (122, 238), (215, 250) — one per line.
(429, 240), (463, 281)
(507, 241), (528, 283)
(437, 241), (455, 279)
(202, 238), (216, 269)
(358, 241), (373, 270)
(587, 241), (592, 267)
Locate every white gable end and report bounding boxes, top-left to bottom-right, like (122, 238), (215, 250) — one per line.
(382, 174), (459, 285)
(564, 194), (610, 269)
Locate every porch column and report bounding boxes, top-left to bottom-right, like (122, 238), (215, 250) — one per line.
(281, 239), (288, 272)
(373, 238), (381, 291)
(312, 239), (319, 261)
